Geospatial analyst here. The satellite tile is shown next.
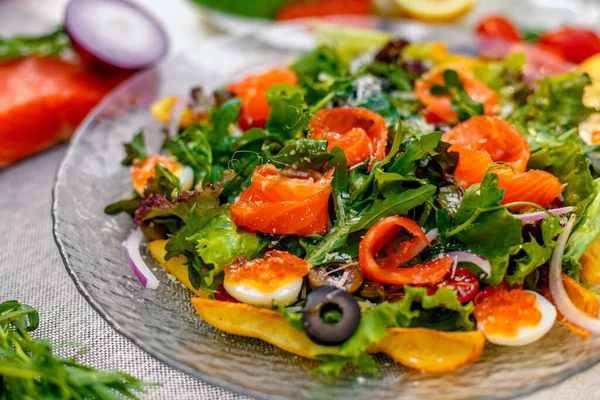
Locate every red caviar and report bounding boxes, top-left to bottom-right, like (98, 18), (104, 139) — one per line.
(473, 285), (541, 337)
(224, 250), (309, 292)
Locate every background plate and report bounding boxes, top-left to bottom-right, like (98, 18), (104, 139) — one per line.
(53, 22), (600, 399)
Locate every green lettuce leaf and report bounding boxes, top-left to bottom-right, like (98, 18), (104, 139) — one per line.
(447, 174), (523, 285)
(191, 210), (264, 269)
(528, 142), (595, 209)
(165, 205), (264, 290)
(506, 216), (562, 285)
(121, 131), (147, 166)
(511, 71), (593, 134)
(266, 84), (310, 140)
(163, 125), (212, 182)
(564, 179), (600, 277)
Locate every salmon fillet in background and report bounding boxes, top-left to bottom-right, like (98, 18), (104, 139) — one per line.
(0, 57), (127, 168)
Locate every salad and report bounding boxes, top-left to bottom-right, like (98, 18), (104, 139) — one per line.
(106, 28), (600, 375)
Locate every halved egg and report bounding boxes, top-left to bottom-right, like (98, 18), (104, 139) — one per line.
(223, 250), (310, 308)
(474, 288), (557, 346)
(131, 153), (193, 196)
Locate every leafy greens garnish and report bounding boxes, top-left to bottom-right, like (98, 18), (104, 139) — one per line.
(0, 300), (154, 398)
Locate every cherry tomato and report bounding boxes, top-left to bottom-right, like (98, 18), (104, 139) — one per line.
(415, 69), (498, 124)
(538, 28), (600, 64)
(229, 164), (333, 236)
(427, 268), (480, 303)
(226, 68), (297, 131)
(476, 15), (521, 42)
(276, 0), (369, 20)
(214, 284), (240, 303)
(358, 216), (453, 285)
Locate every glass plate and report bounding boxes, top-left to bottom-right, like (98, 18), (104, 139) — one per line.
(53, 21), (600, 400)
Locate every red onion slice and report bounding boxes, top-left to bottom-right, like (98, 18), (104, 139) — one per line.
(446, 251), (492, 278)
(407, 228), (439, 260)
(549, 216), (600, 334)
(513, 206), (576, 223)
(125, 228), (159, 289)
(65, 0), (168, 71)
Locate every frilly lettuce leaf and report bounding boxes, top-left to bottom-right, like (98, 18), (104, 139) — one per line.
(565, 179), (600, 278)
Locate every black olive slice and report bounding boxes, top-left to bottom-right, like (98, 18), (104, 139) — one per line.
(302, 286), (361, 346)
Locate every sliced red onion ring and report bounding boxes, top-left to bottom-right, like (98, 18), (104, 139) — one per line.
(513, 206), (576, 223)
(65, 0), (168, 71)
(549, 216), (600, 334)
(167, 96), (190, 137)
(125, 228), (159, 289)
(446, 251), (492, 278)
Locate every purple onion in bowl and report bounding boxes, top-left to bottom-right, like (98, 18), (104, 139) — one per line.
(65, 0), (168, 71)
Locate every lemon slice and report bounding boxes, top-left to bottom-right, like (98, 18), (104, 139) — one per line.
(394, 0), (476, 23)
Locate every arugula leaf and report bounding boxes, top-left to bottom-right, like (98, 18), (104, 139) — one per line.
(429, 69), (484, 122)
(366, 61), (414, 92)
(564, 179), (600, 278)
(305, 148), (351, 266)
(163, 125), (212, 182)
(447, 174), (523, 285)
(387, 131), (443, 175)
(0, 27), (70, 61)
(291, 45), (347, 85)
(207, 98), (242, 165)
(266, 84), (310, 140)
(104, 194), (141, 216)
(269, 139), (332, 170)
(316, 286), (474, 376)
(220, 153), (263, 204)
(528, 142), (595, 208)
(143, 164), (181, 199)
(506, 216), (562, 285)
(351, 184), (436, 231)
(121, 131), (148, 166)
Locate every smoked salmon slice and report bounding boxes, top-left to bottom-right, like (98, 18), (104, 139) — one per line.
(0, 57), (125, 167)
(230, 164), (333, 236)
(443, 116), (563, 206)
(309, 107), (388, 170)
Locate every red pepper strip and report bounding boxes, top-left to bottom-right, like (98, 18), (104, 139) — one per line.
(358, 216), (452, 285)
